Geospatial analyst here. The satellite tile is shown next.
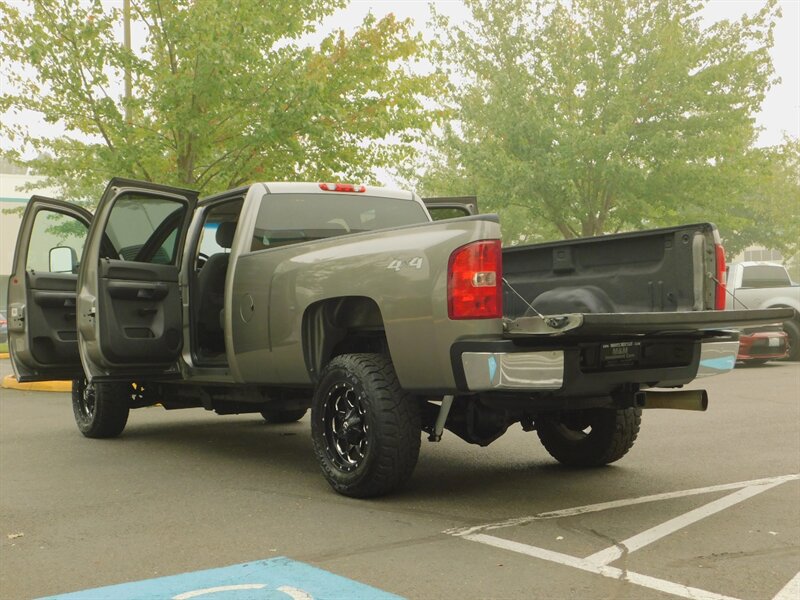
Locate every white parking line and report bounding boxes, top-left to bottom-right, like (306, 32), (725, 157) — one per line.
(465, 533), (741, 600)
(772, 571), (800, 600)
(445, 473), (800, 537)
(447, 474), (799, 600)
(584, 480), (786, 565)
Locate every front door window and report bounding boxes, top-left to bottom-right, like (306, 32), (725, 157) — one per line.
(28, 209), (88, 274)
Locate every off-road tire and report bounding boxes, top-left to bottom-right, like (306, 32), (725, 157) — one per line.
(784, 319), (800, 361)
(537, 407), (641, 467)
(72, 379), (130, 439)
(311, 353), (421, 498)
(260, 408), (307, 424)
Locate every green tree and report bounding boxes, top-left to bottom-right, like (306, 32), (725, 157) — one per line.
(419, 0), (793, 249)
(0, 0), (442, 201)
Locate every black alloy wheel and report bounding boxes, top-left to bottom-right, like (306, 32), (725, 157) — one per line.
(71, 379), (131, 439)
(321, 381), (368, 472)
(311, 353), (421, 498)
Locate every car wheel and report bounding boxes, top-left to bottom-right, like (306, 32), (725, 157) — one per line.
(741, 359), (769, 367)
(260, 408), (307, 424)
(784, 319), (799, 361)
(537, 407), (641, 467)
(72, 379), (131, 439)
(311, 353), (421, 497)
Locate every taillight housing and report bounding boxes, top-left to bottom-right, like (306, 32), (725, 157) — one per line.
(714, 243), (727, 310)
(448, 240), (503, 319)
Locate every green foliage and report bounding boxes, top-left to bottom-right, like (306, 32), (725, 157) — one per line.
(418, 0), (794, 250)
(0, 0), (443, 203)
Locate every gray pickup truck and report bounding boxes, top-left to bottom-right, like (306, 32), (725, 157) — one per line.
(7, 179), (793, 496)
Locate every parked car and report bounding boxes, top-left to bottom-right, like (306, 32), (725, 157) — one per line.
(0, 310), (7, 343)
(735, 325), (789, 365)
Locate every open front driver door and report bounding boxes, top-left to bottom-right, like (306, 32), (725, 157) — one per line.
(77, 179), (198, 381)
(7, 197), (93, 382)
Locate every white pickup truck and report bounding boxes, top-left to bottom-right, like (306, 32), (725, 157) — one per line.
(725, 262), (800, 360)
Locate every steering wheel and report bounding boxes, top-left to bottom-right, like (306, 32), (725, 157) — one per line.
(196, 252), (209, 270)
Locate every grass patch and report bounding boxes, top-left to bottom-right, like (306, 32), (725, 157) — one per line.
(0, 342), (8, 353)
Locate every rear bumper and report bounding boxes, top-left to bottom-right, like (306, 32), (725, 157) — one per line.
(453, 335), (739, 395)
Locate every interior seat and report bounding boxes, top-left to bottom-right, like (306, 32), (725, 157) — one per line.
(195, 222), (236, 353)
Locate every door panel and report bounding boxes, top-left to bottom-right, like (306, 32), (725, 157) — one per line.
(7, 197), (92, 382)
(96, 260), (181, 364)
(77, 178), (198, 380)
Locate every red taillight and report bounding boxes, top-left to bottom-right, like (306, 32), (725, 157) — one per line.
(319, 183), (366, 193)
(448, 240), (503, 320)
(715, 243), (727, 310)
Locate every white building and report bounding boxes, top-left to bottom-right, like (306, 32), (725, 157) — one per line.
(1, 159), (61, 309)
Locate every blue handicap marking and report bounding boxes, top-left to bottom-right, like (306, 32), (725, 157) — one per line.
(38, 557), (404, 600)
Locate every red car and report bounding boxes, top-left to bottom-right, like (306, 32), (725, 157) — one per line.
(736, 325), (789, 365)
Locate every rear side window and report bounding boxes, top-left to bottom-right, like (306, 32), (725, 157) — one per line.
(251, 193), (428, 251)
(741, 265), (791, 288)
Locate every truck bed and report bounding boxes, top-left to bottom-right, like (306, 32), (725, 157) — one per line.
(502, 223), (718, 317)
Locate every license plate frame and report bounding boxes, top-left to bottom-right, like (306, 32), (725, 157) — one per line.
(600, 341), (642, 367)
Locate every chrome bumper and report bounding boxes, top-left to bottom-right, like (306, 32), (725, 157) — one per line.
(461, 351), (564, 391)
(695, 340), (739, 378)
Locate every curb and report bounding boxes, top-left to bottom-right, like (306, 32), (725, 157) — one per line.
(1, 374), (71, 392)
(0, 353), (9, 359)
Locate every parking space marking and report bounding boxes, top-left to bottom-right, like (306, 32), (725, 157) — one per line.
(584, 479), (786, 565)
(446, 474), (799, 600)
(445, 473), (800, 537)
(38, 557), (402, 600)
(464, 533), (740, 600)
(773, 571), (800, 600)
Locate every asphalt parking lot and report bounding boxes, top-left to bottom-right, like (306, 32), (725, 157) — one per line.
(1, 359), (798, 600)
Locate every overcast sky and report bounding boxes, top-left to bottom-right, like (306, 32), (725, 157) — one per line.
(331, 0), (800, 147)
(2, 1), (798, 156)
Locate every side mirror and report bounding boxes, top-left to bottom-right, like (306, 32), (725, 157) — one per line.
(49, 246), (78, 274)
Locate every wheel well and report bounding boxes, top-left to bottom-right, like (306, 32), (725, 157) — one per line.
(302, 297), (388, 382)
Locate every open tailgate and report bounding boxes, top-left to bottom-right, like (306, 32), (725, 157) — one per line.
(504, 308), (796, 337)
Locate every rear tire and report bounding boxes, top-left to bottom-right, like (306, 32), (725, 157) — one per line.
(537, 407), (641, 467)
(311, 353), (421, 497)
(72, 379), (130, 439)
(260, 408), (307, 424)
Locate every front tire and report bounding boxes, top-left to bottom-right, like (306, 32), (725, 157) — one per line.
(311, 353), (421, 498)
(72, 379), (131, 439)
(537, 407), (641, 467)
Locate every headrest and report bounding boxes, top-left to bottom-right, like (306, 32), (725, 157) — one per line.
(215, 222), (236, 249)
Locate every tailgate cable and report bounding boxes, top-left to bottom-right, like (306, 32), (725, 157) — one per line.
(709, 274), (750, 309)
(502, 278), (570, 329)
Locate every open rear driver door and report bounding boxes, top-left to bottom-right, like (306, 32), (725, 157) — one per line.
(7, 197), (93, 382)
(77, 179), (198, 381)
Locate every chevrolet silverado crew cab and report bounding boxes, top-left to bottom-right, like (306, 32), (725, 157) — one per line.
(7, 179), (794, 497)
